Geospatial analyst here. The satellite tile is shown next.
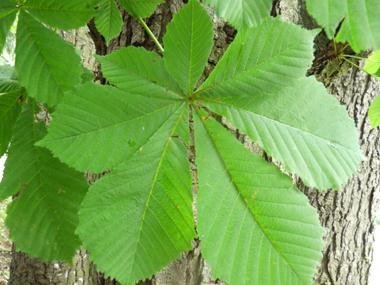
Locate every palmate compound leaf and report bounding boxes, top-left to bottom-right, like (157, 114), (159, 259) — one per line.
(163, 0), (214, 96)
(0, 88), (24, 157)
(15, 10), (83, 105)
(96, 45), (190, 146)
(203, 0), (272, 30)
(94, 0), (123, 45)
(305, 0), (380, 52)
(0, 0), (18, 55)
(0, 100), (89, 263)
(198, 16), (319, 97)
(23, 0), (95, 31)
(37, 44), (189, 173)
(369, 96), (380, 129)
(194, 108), (324, 285)
(77, 106), (196, 285)
(199, 76), (364, 190)
(117, 0), (164, 18)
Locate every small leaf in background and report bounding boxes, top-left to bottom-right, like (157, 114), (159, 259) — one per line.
(80, 66), (95, 83)
(0, 0), (18, 55)
(305, 0), (345, 39)
(15, 10), (83, 105)
(203, 0), (272, 30)
(94, 0), (123, 45)
(0, 65), (19, 93)
(23, 0), (95, 31)
(163, 0), (214, 95)
(77, 107), (195, 285)
(194, 108), (324, 285)
(305, 0), (380, 52)
(369, 96), (380, 129)
(0, 88), (24, 157)
(364, 50), (380, 77)
(0, 101), (89, 264)
(118, 0), (164, 18)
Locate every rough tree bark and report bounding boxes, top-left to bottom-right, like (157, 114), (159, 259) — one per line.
(8, 0), (380, 284)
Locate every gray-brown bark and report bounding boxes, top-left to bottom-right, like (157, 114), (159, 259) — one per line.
(9, 247), (98, 285)
(8, 0), (380, 284)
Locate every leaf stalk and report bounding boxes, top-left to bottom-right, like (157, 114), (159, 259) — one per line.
(138, 17), (164, 53)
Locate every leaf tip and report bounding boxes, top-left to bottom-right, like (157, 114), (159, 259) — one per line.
(310, 28), (322, 37)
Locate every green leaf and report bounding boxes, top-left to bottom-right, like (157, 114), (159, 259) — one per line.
(203, 0), (272, 30)
(0, 0), (18, 55)
(0, 64), (19, 93)
(172, 104), (190, 146)
(369, 96), (380, 129)
(306, 0), (380, 52)
(305, 0), (345, 39)
(199, 76), (364, 190)
(94, 0), (123, 45)
(15, 10), (83, 105)
(36, 82), (186, 173)
(194, 109), (324, 285)
(96, 46), (183, 95)
(117, 0), (164, 18)
(85, 0), (102, 7)
(364, 50), (380, 76)
(337, 1), (380, 52)
(0, 101), (89, 263)
(198, 17), (319, 96)
(163, 0), (214, 95)
(77, 108), (195, 285)
(23, 0), (95, 31)
(80, 65), (95, 83)
(0, 88), (24, 157)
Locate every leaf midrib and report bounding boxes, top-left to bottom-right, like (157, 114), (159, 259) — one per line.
(44, 100), (184, 142)
(127, 105), (190, 283)
(187, 0), (195, 96)
(21, 11), (65, 103)
(14, 111), (71, 258)
(0, 6), (18, 19)
(201, 100), (356, 152)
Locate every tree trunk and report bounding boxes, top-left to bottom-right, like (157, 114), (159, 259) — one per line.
(8, 0), (380, 284)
